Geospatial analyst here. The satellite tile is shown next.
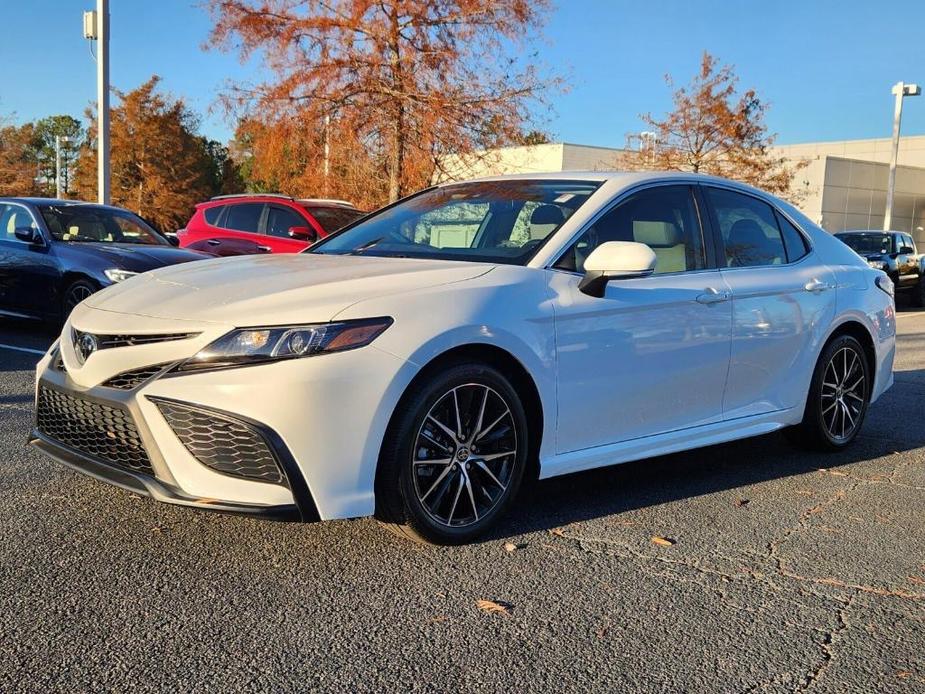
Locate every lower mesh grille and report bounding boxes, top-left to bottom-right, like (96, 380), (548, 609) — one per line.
(155, 400), (284, 484)
(36, 386), (153, 474)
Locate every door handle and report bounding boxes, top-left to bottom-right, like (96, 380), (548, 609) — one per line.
(256, 245), (272, 253)
(206, 239), (221, 246)
(803, 278), (833, 293)
(696, 287), (731, 304)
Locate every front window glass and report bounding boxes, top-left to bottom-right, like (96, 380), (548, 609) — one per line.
(267, 206), (311, 238)
(836, 233), (892, 256)
(554, 185), (706, 274)
(310, 180), (600, 264)
(39, 205), (164, 245)
(0, 204), (38, 242)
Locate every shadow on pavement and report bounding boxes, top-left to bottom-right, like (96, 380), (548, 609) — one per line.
(496, 369), (925, 541)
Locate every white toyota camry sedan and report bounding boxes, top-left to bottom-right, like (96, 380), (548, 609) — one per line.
(32, 172), (896, 544)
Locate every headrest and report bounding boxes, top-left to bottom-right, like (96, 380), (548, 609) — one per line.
(728, 219), (767, 246)
(530, 204), (565, 227)
(633, 221), (682, 247)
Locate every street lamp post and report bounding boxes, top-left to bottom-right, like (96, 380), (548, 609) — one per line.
(83, 0), (110, 205)
(884, 81), (921, 231)
(55, 136), (73, 198)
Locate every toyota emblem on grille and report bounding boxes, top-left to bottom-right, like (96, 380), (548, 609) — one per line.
(75, 331), (98, 365)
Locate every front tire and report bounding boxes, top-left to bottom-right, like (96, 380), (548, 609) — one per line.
(912, 277), (925, 308)
(61, 279), (97, 321)
(376, 362), (529, 545)
(790, 335), (871, 451)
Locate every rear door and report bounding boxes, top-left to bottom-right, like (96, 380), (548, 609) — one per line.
(702, 185), (837, 419)
(185, 202), (267, 256)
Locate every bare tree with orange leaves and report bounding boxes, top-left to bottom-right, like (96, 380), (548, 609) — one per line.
(618, 52), (806, 201)
(205, 0), (557, 204)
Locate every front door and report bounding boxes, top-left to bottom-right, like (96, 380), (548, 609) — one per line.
(549, 184), (732, 453)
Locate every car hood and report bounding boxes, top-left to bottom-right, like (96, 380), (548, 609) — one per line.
(64, 242), (207, 269)
(83, 252), (496, 324)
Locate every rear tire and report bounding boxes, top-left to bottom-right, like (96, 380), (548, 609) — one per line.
(788, 335), (871, 451)
(376, 362), (528, 545)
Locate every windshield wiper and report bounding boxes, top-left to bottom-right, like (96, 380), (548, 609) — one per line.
(346, 237), (385, 255)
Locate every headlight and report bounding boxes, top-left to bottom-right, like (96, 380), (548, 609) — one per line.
(104, 268), (139, 283)
(875, 274), (894, 297)
(176, 317), (393, 371)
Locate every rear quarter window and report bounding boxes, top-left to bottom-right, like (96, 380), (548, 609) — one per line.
(203, 205), (224, 225)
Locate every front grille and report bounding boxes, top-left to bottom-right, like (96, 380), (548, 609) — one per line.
(72, 329), (199, 351)
(102, 363), (170, 390)
(36, 386), (153, 475)
(155, 400), (283, 485)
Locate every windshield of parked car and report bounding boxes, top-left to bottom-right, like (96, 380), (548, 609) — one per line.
(837, 233), (892, 255)
(305, 206), (365, 234)
(38, 205), (166, 245)
(309, 180), (601, 264)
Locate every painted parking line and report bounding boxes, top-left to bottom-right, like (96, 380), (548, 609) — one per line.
(0, 343), (46, 356)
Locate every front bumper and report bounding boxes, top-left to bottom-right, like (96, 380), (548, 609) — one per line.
(29, 429), (306, 520)
(31, 354), (320, 522)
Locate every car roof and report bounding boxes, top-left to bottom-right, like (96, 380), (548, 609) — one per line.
(438, 170), (777, 197)
(0, 196), (133, 213)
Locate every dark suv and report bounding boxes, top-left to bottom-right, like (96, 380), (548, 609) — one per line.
(835, 230), (924, 306)
(178, 194), (365, 256)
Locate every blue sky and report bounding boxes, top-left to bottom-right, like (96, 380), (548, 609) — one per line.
(3, 0), (924, 147)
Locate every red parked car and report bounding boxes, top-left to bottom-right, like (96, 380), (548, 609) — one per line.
(178, 194), (365, 256)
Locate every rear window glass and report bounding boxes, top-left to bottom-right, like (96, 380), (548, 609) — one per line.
(203, 205), (224, 225)
(775, 212), (809, 262)
(306, 206), (364, 233)
(221, 203), (263, 233)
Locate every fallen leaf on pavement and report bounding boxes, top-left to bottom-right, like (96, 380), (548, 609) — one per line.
(476, 599), (512, 615)
(651, 536), (676, 547)
(503, 542), (525, 552)
(735, 498), (750, 508)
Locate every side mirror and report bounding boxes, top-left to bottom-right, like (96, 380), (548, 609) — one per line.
(900, 246), (915, 255)
(578, 241), (657, 298)
(14, 226), (43, 245)
(163, 231), (180, 247)
(288, 225), (315, 241)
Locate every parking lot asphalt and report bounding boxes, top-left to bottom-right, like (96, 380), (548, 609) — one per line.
(0, 307), (923, 693)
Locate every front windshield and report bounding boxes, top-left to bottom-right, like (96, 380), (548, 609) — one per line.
(309, 180), (601, 264)
(39, 205), (166, 245)
(837, 233), (892, 255)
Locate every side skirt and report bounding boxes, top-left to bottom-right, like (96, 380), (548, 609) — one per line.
(539, 408), (799, 480)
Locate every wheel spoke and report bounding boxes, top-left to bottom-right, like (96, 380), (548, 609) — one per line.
(475, 460), (505, 489)
(419, 430), (452, 454)
(476, 409), (510, 442)
(470, 387), (489, 444)
(447, 475), (465, 525)
(421, 464), (453, 501)
(822, 401), (838, 416)
(463, 473), (479, 522)
(452, 388), (463, 439)
(844, 391), (864, 404)
(427, 414), (457, 442)
(414, 457), (452, 466)
(478, 450), (515, 462)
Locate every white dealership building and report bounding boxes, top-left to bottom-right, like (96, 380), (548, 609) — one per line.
(441, 136), (925, 245)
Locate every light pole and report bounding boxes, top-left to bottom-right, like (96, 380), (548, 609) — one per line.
(83, 0), (110, 205)
(55, 136), (73, 198)
(884, 81), (920, 231)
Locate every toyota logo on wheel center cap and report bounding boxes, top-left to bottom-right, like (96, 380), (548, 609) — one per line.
(75, 332), (98, 365)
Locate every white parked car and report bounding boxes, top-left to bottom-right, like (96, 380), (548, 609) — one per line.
(32, 173), (896, 544)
